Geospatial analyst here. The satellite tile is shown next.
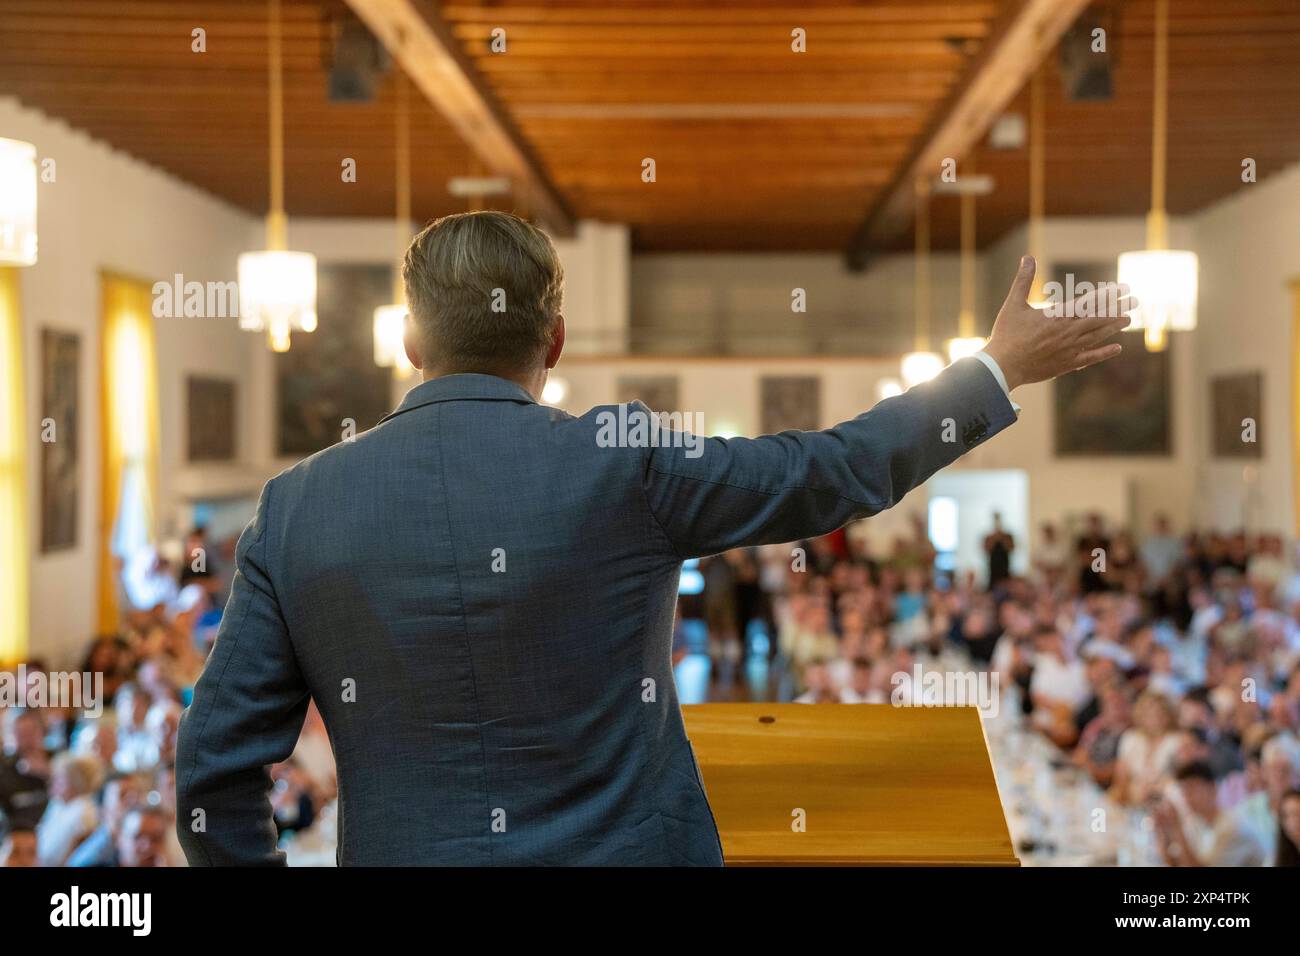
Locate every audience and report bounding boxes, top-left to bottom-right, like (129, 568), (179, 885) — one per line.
(1154, 762), (1266, 866)
(3, 514), (1300, 867)
(687, 514), (1300, 866)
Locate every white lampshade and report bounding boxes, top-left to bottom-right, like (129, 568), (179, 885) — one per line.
(876, 378), (903, 400)
(1117, 249), (1197, 350)
(237, 250), (317, 349)
(0, 137), (38, 266)
(541, 376), (568, 405)
(900, 351), (944, 388)
(372, 303), (413, 372)
(946, 336), (987, 362)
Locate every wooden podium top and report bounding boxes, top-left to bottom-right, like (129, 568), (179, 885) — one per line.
(682, 703), (1018, 866)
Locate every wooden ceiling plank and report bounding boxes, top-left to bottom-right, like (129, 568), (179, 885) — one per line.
(341, 0), (573, 235)
(845, 0), (1092, 267)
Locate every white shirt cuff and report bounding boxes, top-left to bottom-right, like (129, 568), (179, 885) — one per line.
(971, 350), (1021, 416)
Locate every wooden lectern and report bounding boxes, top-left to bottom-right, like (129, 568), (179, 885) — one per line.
(682, 703), (1018, 866)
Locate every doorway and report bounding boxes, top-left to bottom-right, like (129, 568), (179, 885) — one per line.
(927, 469), (1029, 585)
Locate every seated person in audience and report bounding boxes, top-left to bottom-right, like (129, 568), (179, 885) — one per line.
(1028, 627), (1090, 748)
(1240, 733), (1300, 859)
(1246, 534), (1287, 593)
(1276, 788), (1300, 866)
(1073, 684), (1130, 789)
(36, 753), (101, 867)
(1280, 663), (1300, 729)
(116, 806), (170, 867)
(1108, 531), (1140, 588)
(1146, 643), (1186, 700)
(146, 699), (183, 767)
(1211, 601), (1253, 658)
(957, 600), (1000, 666)
(1177, 687), (1244, 780)
(0, 708), (51, 830)
(67, 772), (149, 867)
(80, 636), (132, 708)
(73, 719), (119, 771)
(793, 660), (838, 704)
(113, 683), (159, 773)
(1112, 691), (1180, 805)
(1154, 762), (1266, 867)
(0, 825), (37, 868)
(1072, 655), (1119, 734)
(839, 657), (875, 704)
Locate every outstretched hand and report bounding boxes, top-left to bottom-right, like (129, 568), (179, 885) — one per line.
(982, 256), (1135, 392)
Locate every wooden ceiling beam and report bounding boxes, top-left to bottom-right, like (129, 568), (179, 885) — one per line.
(439, 4), (1003, 25)
(844, 0), (1092, 269)
(341, 0), (574, 236)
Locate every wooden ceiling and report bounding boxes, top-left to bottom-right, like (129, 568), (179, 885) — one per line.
(919, 0), (1300, 253)
(1, 0), (1298, 253)
(0, 0), (477, 223)
(439, 0), (999, 251)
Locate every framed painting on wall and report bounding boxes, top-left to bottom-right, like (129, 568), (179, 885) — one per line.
(187, 376), (237, 462)
(276, 263), (393, 457)
(40, 329), (80, 552)
(616, 375), (679, 412)
(761, 376), (820, 434)
(1210, 372), (1262, 458)
(1051, 261), (1171, 456)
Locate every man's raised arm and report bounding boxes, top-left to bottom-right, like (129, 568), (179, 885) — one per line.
(642, 256), (1134, 559)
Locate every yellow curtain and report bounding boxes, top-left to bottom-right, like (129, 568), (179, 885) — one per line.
(1293, 281), (1300, 539)
(0, 266), (30, 665)
(97, 272), (161, 633)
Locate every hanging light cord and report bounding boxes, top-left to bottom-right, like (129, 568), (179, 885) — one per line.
(267, 0), (285, 250)
(959, 157), (976, 337)
(1148, 0), (1169, 250)
(1028, 62), (1045, 302)
(393, 73), (411, 303)
(913, 178), (931, 351)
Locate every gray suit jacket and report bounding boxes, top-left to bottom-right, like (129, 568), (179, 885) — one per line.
(175, 357), (1015, 866)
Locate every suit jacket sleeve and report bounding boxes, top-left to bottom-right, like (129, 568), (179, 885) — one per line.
(642, 356), (1017, 559)
(175, 477), (309, 866)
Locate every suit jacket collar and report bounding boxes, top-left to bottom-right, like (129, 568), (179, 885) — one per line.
(380, 373), (537, 424)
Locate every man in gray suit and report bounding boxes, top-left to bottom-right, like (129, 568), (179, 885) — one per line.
(176, 212), (1132, 866)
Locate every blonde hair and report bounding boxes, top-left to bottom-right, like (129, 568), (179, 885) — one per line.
(51, 752), (102, 797)
(402, 211), (563, 374)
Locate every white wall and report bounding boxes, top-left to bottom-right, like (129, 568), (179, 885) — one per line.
(550, 220), (630, 354)
(5, 97), (261, 665)
(1190, 162), (1300, 535)
(10, 83), (1297, 663)
(630, 251), (964, 355)
(610, 217), (1203, 548)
